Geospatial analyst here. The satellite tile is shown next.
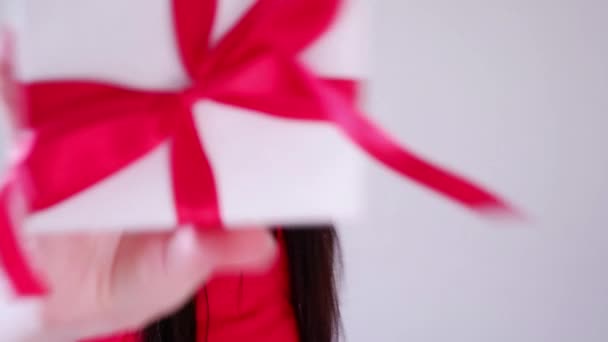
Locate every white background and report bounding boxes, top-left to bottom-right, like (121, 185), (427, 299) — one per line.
(2, 1), (608, 341)
(340, 1), (608, 342)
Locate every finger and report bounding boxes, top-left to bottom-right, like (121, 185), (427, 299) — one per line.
(195, 228), (278, 273)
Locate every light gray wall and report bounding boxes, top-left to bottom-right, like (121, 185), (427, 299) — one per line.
(341, 1), (608, 342)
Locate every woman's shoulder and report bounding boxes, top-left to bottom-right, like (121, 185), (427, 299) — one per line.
(195, 232), (298, 341)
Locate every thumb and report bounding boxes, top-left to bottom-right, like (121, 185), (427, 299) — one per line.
(163, 227), (278, 292)
(193, 228), (278, 273)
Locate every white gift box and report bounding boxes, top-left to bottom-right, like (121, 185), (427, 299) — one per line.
(2, 0), (370, 233)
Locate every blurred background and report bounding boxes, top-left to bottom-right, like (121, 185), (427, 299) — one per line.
(341, 1), (608, 341)
(2, 1), (608, 341)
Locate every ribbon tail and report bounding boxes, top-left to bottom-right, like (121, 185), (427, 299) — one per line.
(322, 88), (512, 213)
(206, 52), (513, 214)
(171, 109), (222, 228)
(0, 179), (46, 296)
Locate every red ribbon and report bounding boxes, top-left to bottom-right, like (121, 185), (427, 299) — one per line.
(0, 0), (513, 296)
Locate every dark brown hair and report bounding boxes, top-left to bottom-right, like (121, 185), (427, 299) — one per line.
(142, 225), (341, 342)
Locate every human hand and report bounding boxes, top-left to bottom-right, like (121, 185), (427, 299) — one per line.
(1, 227), (276, 341)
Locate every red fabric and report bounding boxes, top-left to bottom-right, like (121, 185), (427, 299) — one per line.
(0, 0), (515, 297)
(0, 31), (46, 295)
(83, 236), (297, 342)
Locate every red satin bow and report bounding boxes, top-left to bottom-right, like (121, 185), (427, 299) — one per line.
(0, 0), (512, 296)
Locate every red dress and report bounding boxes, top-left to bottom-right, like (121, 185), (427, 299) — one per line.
(85, 237), (298, 342)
